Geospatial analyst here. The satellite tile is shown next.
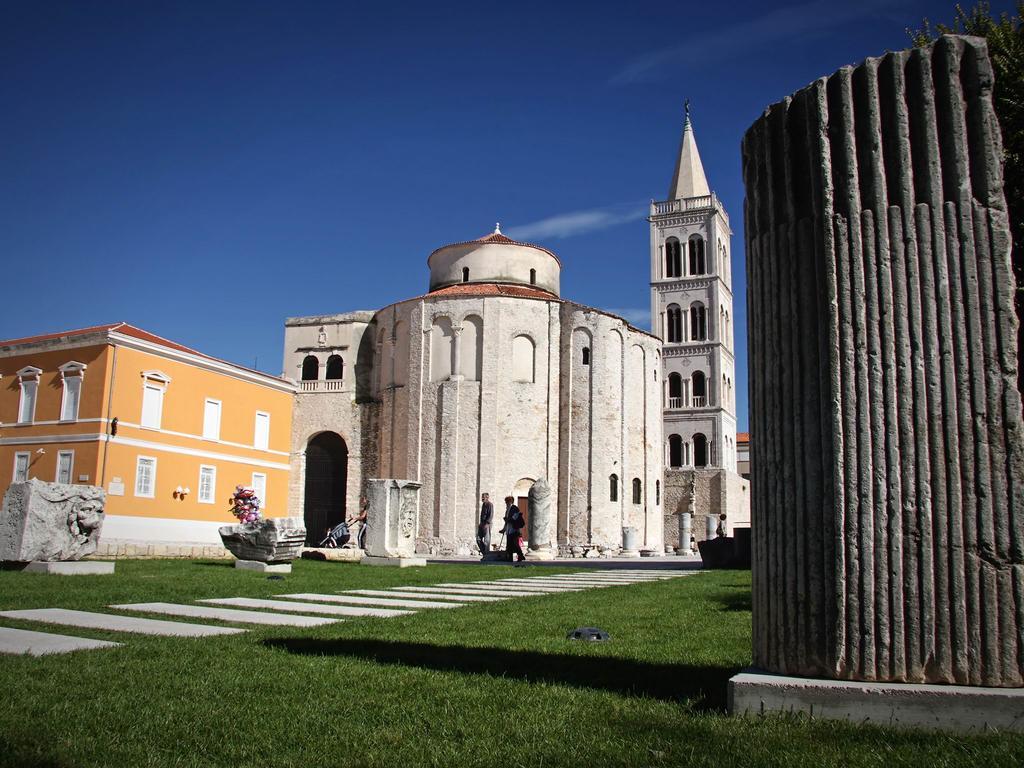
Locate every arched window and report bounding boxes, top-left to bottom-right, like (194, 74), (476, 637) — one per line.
(694, 433), (709, 467)
(462, 267), (470, 283)
(666, 304), (682, 343)
(512, 334), (535, 383)
(582, 347), (590, 366)
(301, 355), (319, 381)
(692, 371), (707, 407)
(690, 302), (707, 341)
(668, 372), (682, 408)
(669, 434), (683, 468)
(665, 237), (682, 278)
(325, 355), (343, 380)
(656, 480), (660, 505)
(688, 235), (706, 275)
(609, 474), (618, 502)
(430, 317), (455, 381)
(461, 315), (483, 381)
(632, 478), (642, 504)
(530, 268), (536, 285)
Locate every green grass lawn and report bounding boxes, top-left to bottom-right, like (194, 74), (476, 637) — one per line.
(0, 560), (1019, 767)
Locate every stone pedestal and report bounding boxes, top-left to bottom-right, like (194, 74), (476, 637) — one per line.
(22, 561), (115, 575)
(737, 35), (1024, 723)
(362, 479), (422, 566)
(526, 478), (556, 560)
(677, 513), (692, 554)
(234, 560), (291, 573)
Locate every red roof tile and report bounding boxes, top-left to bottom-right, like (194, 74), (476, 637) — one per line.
(427, 283), (556, 300)
(736, 432), (750, 443)
(427, 230), (561, 265)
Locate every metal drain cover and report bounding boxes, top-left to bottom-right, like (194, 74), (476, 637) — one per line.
(567, 626), (610, 642)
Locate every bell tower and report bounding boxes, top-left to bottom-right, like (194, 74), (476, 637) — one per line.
(649, 104), (738, 474)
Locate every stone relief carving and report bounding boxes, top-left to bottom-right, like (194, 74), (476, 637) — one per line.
(0, 479), (107, 562)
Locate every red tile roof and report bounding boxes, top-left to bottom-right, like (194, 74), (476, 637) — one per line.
(427, 230), (561, 265)
(0, 322), (282, 382)
(427, 283), (556, 300)
(736, 432), (750, 443)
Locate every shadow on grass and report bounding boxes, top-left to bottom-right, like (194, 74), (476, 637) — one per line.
(264, 637), (740, 711)
(190, 561), (235, 568)
(714, 589), (752, 612)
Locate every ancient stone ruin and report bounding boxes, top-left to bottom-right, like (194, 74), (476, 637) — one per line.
(743, 35), (1023, 687)
(218, 517), (306, 564)
(0, 479), (106, 562)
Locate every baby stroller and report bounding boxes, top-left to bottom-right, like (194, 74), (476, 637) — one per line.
(318, 521), (351, 548)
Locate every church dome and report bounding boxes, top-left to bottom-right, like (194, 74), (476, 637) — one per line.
(427, 226), (561, 296)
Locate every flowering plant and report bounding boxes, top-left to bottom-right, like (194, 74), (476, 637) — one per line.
(230, 485), (262, 524)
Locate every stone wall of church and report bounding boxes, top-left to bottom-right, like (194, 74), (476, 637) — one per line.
(662, 467), (750, 551)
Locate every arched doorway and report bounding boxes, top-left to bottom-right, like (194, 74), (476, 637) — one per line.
(303, 432), (348, 545)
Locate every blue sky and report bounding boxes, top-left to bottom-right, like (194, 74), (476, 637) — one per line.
(2, 0), (1014, 430)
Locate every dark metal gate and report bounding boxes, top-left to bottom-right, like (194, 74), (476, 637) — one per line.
(303, 432), (348, 545)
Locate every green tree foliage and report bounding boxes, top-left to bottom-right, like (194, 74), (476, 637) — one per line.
(910, 3), (1024, 390)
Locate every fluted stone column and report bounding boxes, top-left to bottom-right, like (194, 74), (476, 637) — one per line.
(743, 35), (1023, 688)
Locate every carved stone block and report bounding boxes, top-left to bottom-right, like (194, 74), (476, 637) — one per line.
(0, 479), (106, 562)
(364, 479), (421, 559)
(218, 517), (305, 563)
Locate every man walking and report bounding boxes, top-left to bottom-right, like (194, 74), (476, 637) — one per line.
(477, 493), (493, 557)
(501, 495), (526, 564)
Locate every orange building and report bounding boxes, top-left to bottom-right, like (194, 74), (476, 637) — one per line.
(0, 323), (294, 545)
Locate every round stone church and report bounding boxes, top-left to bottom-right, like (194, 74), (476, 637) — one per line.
(283, 227), (663, 556)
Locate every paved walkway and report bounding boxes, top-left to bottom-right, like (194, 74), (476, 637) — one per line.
(0, 569), (694, 655)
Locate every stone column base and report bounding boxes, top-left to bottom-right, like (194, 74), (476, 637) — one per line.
(22, 561), (115, 575)
(234, 560), (291, 573)
(729, 669), (1024, 732)
(362, 556), (427, 567)
(527, 548), (556, 561)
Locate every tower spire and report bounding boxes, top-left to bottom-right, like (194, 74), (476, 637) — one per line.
(667, 101), (710, 201)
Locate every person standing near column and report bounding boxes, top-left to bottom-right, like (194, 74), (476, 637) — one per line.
(477, 493), (493, 557)
(501, 495), (526, 564)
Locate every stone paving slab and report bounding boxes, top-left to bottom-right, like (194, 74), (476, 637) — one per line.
(389, 587), (510, 601)
(201, 597), (413, 618)
(0, 609), (245, 637)
(0, 626), (121, 655)
(496, 578), (642, 586)
(443, 581), (585, 592)
(278, 593), (465, 609)
(393, 589), (536, 602)
(349, 589), (504, 603)
(111, 602), (338, 627)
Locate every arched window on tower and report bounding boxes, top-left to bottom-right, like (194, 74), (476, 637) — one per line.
(609, 474), (618, 502)
(656, 479), (660, 505)
(665, 237), (682, 278)
(462, 267), (469, 283)
(690, 302), (707, 341)
(666, 304), (682, 343)
(582, 346), (590, 366)
(688, 235), (706, 275)
(692, 371), (706, 407)
(530, 268), (536, 285)
(668, 372), (682, 408)
(325, 355), (343, 380)
(632, 478), (642, 504)
(693, 433), (709, 467)
(301, 355), (319, 381)
(668, 434), (683, 468)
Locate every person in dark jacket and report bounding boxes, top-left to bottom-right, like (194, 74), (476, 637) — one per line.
(501, 495), (526, 564)
(477, 493), (493, 556)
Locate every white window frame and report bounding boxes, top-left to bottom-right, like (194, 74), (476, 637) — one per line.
(58, 361), (87, 422)
(139, 371), (171, 430)
(251, 472), (267, 507)
(253, 411), (270, 450)
(16, 366), (41, 424)
(13, 452), (30, 483)
(134, 455), (157, 498)
(202, 398), (222, 441)
(197, 464), (217, 504)
(55, 450), (75, 484)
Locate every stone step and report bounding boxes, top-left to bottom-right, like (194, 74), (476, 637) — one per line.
(438, 582), (584, 593)
(200, 597), (413, 618)
(0, 609), (245, 638)
(494, 578), (641, 586)
(401, 586), (542, 598)
(110, 602), (339, 627)
(0, 625), (121, 655)
(278, 593), (465, 609)
(384, 588), (509, 601)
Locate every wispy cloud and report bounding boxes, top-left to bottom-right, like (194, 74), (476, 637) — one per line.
(609, 0), (906, 85)
(606, 308), (651, 329)
(506, 203), (648, 241)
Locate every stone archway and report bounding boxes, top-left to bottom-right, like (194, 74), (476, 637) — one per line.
(303, 432), (348, 545)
